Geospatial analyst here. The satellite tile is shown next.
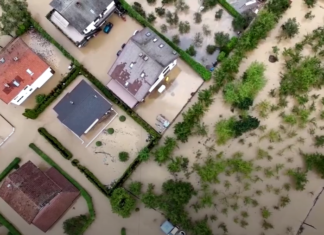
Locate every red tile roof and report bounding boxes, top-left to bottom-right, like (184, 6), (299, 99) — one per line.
(32, 168), (80, 232)
(0, 38), (50, 104)
(0, 162), (79, 232)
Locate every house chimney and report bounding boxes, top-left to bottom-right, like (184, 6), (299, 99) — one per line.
(13, 57), (18, 61)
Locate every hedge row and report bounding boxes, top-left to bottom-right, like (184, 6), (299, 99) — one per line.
(38, 128), (73, 160)
(0, 158), (21, 182)
(80, 69), (160, 139)
(0, 214), (21, 235)
(119, 0), (211, 81)
(218, 0), (241, 18)
(29, 143), (95, 233)
(23, 67), (80, 119)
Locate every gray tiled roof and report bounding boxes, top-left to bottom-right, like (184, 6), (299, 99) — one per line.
(50, 0), (114, 33)
(108, 28), (179, 102)
(54, 80), (112, 136)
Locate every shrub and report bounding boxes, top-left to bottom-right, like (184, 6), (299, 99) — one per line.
(38, 128), (73, 160)
(214, 117), (236, 145)
(202, 24), (211, 36)
(119, 152), (130, 162)
(121, 227), (126, 235)
(147, 13), (156, 23)
(287, 168), (308, 191)
(304, 0), (317, 8)
(281, 18), (300, 39)
(175, 0), (189, 12)
(194, 12), (202, 23)
(63, 215), (91, 235)
(233, 116), (260, 137)
(155, 7), (165, 16)
(119, 115), (126, 122)
(172, 34), (180, 45)
(71, 159), (79, 166)
(304, 11), (315, 19)
(0, 158), (21, 182)
(138, 147), (151, 161)
(160, 24), (167, 33)
(132, 2), (146, 18)
(222, 37), (238, 55)
(186, 45), (196, 56)
(193, 32), (203, 47)
(302, 152), (324, 178)
(35, 94), (46, 104)
(154, 137), (177, 164)
(166, 11), (179, 25)
(215, 9), (223, 20)
(147, 0), (156, 4)
(214, 32), (230, 47)
(217, 51), (226, 62)
(178, 21), (190, 34)
(107, 128), (114, 134)
(96, 141), (102, 147)
(232, 11), (255, 31)
(110, 188), (136, 218)
(206, 45), (217, 54)
(128, 181), (143, 196)
(202, 0), (218, 11)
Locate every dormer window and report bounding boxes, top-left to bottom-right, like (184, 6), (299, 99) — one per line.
(129, 63), (134, 68)
(159, 44), (164, 48)
(140, 72), (145, 78)
(146, 32), (151, 37)
(153, 38), (158, 43)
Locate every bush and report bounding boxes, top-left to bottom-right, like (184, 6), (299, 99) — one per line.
(96, 141), (102, 147)
(217, 51), (226, 62)
(29, 144), (95, 233)
(35, 94), (46, 104)
(214, 32), (230, 47)
(0, 158), (21, 182)
(304, 0), (316, 8)
(178, 21), (190, 34)
(233, 116), (260, 137)
(214, 117), (236, 145)
(147, 0), (156, 4)
(215, 9), (223, 20)
(63, 215), (91, 235)
(202, 0), (218, 11)
(302, 152), (324, 178)
(132, 2), (146, 18)
(119, 151), (130, 162)
(110, 188), (136, 218)
(186, 45), (196, 56)
(119, 115), (126, 122)
(194, 12), (202, 24)
(232, 11), (255, 31)
(222, 37), (238, 55)
(175, 0), (189, 12)
(166, 11), (179, 25)
(38, 128), (73, 160)
(71, 159), (79, 166)
(155, 7), (165, 16)
(206, 45), (217, 54)
(160, 24), (167, 32)
(121, 227), (126, 235)
(287, 168), (308, 191)
(147, 13), (156, 23)
(107, 128), (114, 134)
(281, 18), (299, 39)
(128, 181), (143, 196)
(138, 147), (151, 161)
(172, 34), (180, 45)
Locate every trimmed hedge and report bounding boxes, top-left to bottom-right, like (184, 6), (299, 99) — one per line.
(23, 67), (80, 119)
(0, 158), (21, 182)
(218, 0), (241, 18)
(119, 0), (211, 81)
(29, 143), (95, 234)
(0, 214), (21, 235)
(38, 128), (73, 160)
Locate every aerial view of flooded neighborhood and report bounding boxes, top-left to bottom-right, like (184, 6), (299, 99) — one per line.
(0, 0), (324, 235)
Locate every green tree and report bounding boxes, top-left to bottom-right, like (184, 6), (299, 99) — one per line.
(193, 32), (203, 47)
(214, 32), (230, 47)
(192, 218), (213, 235)
(198, 89), (214, 106)
(138, 147), (150, 161)
(119, 151), (129, 162)
(147, 13), (156, 23)
(172, 34), (180, 44)
(215, 9), (223, 20)
(155, 7), (165, 16)
(128, 181), (142, 196)
(178, 21), (190, 34)
(132, 2), (146, 18)
(281, 18), (300, 39)
(186, 45), (196, 56)
(175, 0), (189, 12)
(63, 214), (90, 235)
(174, 121), (191, 142)
(35, 94), (46, 104)
(304, 0), (317, 8)
(232, 11), (255, 31)
(166, 11), (179, 25)
(110, 188), (136, 218)
(194, 12), (202, 24)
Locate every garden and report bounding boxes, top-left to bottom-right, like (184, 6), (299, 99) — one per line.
(115, 1), (324, 234)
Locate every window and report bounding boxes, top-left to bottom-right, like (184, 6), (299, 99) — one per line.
(146, 32), (151, 37)
(140, 72), (145, 78)
(26, 69), (34, 76)
(159, 44), (164, 48)
(129, 63), (134, 68)
(153, 38), (158, 43)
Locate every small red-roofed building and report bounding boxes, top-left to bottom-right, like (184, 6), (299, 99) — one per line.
(0, 161), (80, 232)
(0, 38), (54, 105)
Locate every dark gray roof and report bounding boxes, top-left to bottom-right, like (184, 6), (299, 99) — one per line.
(54, 80), (112, 136)
(50, 0), (114, 33)
(108, 28), (179, 101)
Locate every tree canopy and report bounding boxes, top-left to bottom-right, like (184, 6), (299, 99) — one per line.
(110, 188), (136, 218)
(63, 214), (90, 235)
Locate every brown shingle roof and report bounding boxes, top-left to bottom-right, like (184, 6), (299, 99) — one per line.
(0, 38), (50, 104)
(0, 161), (62, 223)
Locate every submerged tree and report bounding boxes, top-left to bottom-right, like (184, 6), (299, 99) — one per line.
(304, 0), (317, 8)
(281, 18), (300, 39)
(214, 32), (230, 47)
